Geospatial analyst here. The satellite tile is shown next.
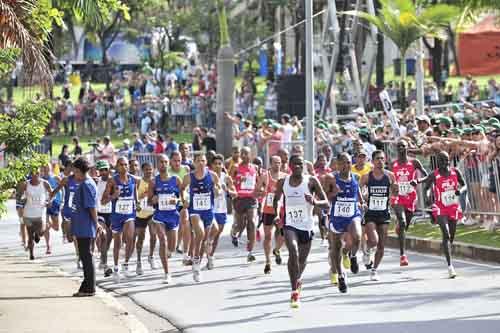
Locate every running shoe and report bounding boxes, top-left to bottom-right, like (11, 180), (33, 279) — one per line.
(148, 256), (158, 270)
(342, 253), (351, 270)
(330, 272), (338, 285)
(296, 280), (303, 294)
(193, 262), (202, 283)
(400, 255), (409, 267)
(231, 236), (239, 247)
(370, 269), (379, 281)
(264, 263), (271, 275)
(273, 249), (282, 265)
(338, 272), (348, 293)
(46, 247), (51, 255)
(122, 263), (129, 276)
(176, 246), (183, 254)
(290, 291), (300, 309)
(34, 233), (40, 244)
(104, 268), (113, 278)
(350, 256), (359, 274)
(113, 269), (121, 283)
(136, 262), (144, 276)
(207, 256), (214, 270)
(163, 273), (172, 284)
(29, 254), (35, 260)
(183, 255), (193, 266)
(362, 252), (370, 266)
(448, 265), (457, 279)
(320, 239), (329, 247)
(247, 253), (256, 263)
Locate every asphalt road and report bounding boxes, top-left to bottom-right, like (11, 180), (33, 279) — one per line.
(2, 199), (500, 333)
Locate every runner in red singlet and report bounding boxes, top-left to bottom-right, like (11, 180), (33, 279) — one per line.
(391, 140), (427, 267)
(412, 151), (465, 278)
(314, 154), (332, 247)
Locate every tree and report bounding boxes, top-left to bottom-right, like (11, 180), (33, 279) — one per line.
(346, 0), (459, 110)
(0, 0), (64, 88)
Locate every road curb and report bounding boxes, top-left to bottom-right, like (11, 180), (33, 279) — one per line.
(387, 235), (500, 264)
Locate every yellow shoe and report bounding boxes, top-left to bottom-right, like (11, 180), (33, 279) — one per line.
(290, 291), (300, 309)
(330, 272), (338, 285)
(342, 254), (351, 270)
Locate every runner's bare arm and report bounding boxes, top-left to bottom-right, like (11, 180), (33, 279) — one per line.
(210, 171), (221, 197)
(254, 170), (267, 198)
(308, 176), (329, 210)
(273, 178), (285, 217)
(388, 171), (399, 196)
(225, 175), (237, 198)
(455, 169), (467, 195)
(147, 179), (158, 206)
(101, 178), (116, 205)
(413, 172), (435, 192)
(176, 177), (184, 204)
(49, 176), (67, 200)
(357, 184), (365, 208)
(413, 159), (428, 178)
(324, 174), (339, 201)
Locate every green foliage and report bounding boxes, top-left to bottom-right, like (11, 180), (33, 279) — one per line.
(216, 0), (230, 46)
(0, 48), (20, 78)
(0, 100), (53, 216)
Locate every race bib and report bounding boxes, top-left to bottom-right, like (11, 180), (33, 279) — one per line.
(286, 205), (306, 228)
(334, 201), (355, 217)
(31, 195), (44, 208)
(265, 193), (275, 207)
(116, 198), (133, 215)
(140, 197), (153, 212)
(193, 193), (211, 211)
(158, 193), (176, 211)
(399, 182), (413, 196)
(214, 195), (227, 213)
(369, 196), (388, 211)
(442, 190), (458, 207)
(99, 201), (112, 214)
(68, 192), (74, 208)
(241, 175), (256, 190)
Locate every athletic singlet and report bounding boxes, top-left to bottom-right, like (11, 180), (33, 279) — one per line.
(365, 171), (391, 221)
(24, 181), (47, 218)
(283, 175), (314, 231)
(214, 172), (227, 214)
(234, 164), (257, 198)
(63, 176), (78, 218)
(112, 174), (136, 218)
(97, 177), (112, 214)
(44, 175), (61, 204)
(189, 169), (214, 214)
(392, 160), (417, 199)
(137, 178), (154, 219)
(169, 166), (189, 203)
(330, 173), (361, 223)
(433, 168), (460, 212)
(153, 175), (180, 222)
(263, 170), (281, 215)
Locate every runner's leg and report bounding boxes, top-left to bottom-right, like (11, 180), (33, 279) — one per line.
(123, 220), (135, 264)
(374, 224), (388, 269)
(263, 224), (274, 264)
(283, 228), (300, 290)
(394, 205), (406, 256)
(210, 223), (225, 256)
(148, 221), (157, 258)
(437, 216), (452, 266)
(155, 223), (168, 274)
(135, 226), (146, 264)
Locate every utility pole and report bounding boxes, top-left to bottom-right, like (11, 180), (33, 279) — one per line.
(305, 0), (315, 162)
(416, 37), (425, 116)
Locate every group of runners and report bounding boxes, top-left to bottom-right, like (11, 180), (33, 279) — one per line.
(14, 140), (466, 308)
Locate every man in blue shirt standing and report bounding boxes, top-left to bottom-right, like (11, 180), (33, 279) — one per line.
(71, 157), (99, 297)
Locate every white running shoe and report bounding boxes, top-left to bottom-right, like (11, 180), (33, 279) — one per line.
(193, 262), (202, 283)
(136, 262), (144, 276)
(448, 265), (457, 279)
(148, 256), (158, 270)
(113, 269), (121, 283)
(163, 273), (172, 284)
(207, 256), (214, 270)
(362, 252), (370, 266)
(320, 239), (329, 247)
(370, 269), (380, 281)
(122, 263), (130, 277)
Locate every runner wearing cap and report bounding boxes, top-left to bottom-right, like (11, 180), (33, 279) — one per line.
(102, 156), (139, 283)
(135, 161), (157, 275)
(412, 151), (466, 278)
(391, 140), (427, 266)
(19, 168), (53, 260)
(95, 160), (113, 277)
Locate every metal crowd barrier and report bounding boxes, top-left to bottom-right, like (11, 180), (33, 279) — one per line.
(381, 140), (500, 220)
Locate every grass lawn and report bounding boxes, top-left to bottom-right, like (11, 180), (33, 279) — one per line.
(13, 83), (109, 105)
(390, 221), (500, 249)
(50, 132), (193, 158)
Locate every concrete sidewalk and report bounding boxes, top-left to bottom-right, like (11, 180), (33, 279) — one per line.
(0, 250), (148, 333)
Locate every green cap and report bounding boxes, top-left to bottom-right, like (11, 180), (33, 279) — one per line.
(438, 116), (453, 127)
(462, 127), (473, 135)
(451, 128), (463, 135)
(472, 125), (485, 133)
(491, 123), (500, 129)
(96, 160), (110, 170)
(488, 118), (500, 125)
(452, 104), (460, 112)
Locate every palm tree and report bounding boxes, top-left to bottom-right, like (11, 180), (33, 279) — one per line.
(345, 0), (459, 110)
